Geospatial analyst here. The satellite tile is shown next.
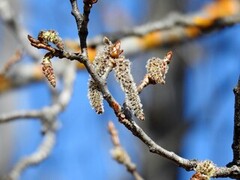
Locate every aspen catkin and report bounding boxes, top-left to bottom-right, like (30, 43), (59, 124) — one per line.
(42, 54), (56, 88)
(146, 51), (172, 85)
(87, 38), (115, 114)
(113, 57), (145, 121)
(38, 30), (64, 50)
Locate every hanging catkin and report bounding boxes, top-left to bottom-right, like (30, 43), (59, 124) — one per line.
(113, 57), (144, 121)
(88, 38), (115, 114)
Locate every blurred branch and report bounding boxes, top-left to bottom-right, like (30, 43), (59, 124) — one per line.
(8, 130), (56, 180)
(108, 121), (143, 180)
(1, 62), (76, 179)
(0, 110), (42, 123)
(1, 0), (240, 93)
(0, 50), (22, 75)
(88, 0), (240, 53)
(0, 0), (42, 61)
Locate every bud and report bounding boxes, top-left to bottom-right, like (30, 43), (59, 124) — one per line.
(110, 41), (123, 58)
(164, 51), (173, 64)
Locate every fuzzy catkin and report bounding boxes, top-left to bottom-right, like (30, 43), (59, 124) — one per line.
(113, 57), (145, 121)
(42, 54), (56, 88)
(38, 30), (64, 50)
(195, 160), (215, 178)
(88, 80), (104, 114)
(88, 43), (114, 114)
(146, 57), (169, 84)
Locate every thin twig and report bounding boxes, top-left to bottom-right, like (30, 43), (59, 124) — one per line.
(0, 110), (42, 123)
(8, 130), (56, 180)
(108, 121), (144, 180)
(1, 50), (22, 74)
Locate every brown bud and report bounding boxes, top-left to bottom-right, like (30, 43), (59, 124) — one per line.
(110, 41), (123, 58)
(164, 51), (173, 64)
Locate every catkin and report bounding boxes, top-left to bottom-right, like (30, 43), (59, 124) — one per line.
(38, 30), (64, 50)
(88, 80), (104, 114)
(42, 54), (56, 88)
(146, 57), (169, 84)
(88, 37), (144, 120)
(88, 40), (114, 114)
(113, 57), (144, 121)
(195, 160), (215, 178)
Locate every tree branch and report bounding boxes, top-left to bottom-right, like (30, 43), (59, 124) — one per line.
(8, 130), (56, 180)
(66, 3), (198, 169)
(0, 62), (76, 179)
(228, 76), (240, 166)
(1, 0), (240, 179)
(0, 110), (42, 123)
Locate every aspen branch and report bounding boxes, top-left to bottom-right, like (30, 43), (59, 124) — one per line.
(68, 0), (197, 172)
(0, 110), (42, 123)
(1, 0), (240, 179)
(67, 1), (240, 179)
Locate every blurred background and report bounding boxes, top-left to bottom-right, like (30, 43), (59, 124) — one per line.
(0, 0), (240, 179)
